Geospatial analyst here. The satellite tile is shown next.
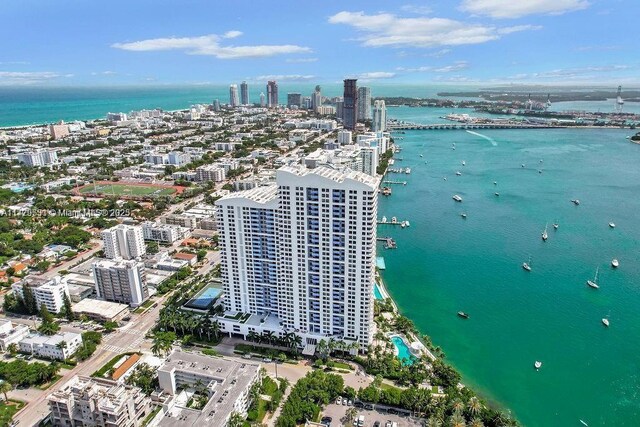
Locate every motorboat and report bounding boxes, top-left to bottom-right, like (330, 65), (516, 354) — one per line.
(611, 259), (619, 268)
(495, 192), (500, 197)
(381, 216), (387, 223)
(461, 213), (467, 219)
(523, 256), (532, 271)
(391, 216), (398, 224)
(405, 221), (411, 227)
(420, 154), (424, 158)
(538, 169), (543, 174)
(602, 318), (610, 327)
(534, 361), (542, 370)
(553, 223), (559, 230)
(542, 223), (548, 241)
(609, 222), (615, 228)
(493, 181), (497, 185)
(443, 177), (447, 181)
(462, 160), (466, 166)
(521, 164), (525, 168)
(457, 311), (469, 319)
(456, 171), (462, 176)
(587, 267), (599, 289)
(452, 194), (463, 202)
(571, 199), (580, 205)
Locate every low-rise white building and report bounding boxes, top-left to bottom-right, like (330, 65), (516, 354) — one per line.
(12, 276), (69, 314)
(0, 320), (29, 352)
(19, 331), (82, 360)
(142, 222), (190, 243)
(195, 165), (226, 182)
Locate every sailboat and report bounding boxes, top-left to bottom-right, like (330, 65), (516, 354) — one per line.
(522, 256), (532, 272)
(541, 223), (548, 241)
(587, 267), (599, 289)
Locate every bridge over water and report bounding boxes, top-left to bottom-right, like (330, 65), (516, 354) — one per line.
(388, 122), (563, 130)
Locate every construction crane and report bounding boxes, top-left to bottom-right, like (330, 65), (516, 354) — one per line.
(615, 85), (624, 112)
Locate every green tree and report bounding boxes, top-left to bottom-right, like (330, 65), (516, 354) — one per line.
(0, 380), (12, 401)
(227, 411), (245, 427)
(62, 293), (75, 321)
(22, 285), (38, 315)
(103, 321), (118, 332)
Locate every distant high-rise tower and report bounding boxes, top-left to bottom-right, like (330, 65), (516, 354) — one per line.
(312, 85), (322, 113)
(372, 100), (387, 132)
(213, 99), (221, 112)
(266, 81), (278, 108)
(335, 98), (344, 120)
(343, 79), (358, 130)
(229, 84), (239, 107)
(260, 92), (266, 107)
(615, 85), (624, 112)
(357, 87), (372, 121)
(287, 93), (302, 108)
(240, 81), (249, 105)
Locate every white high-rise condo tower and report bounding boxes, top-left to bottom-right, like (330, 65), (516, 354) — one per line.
(216, 164), (379, 351)
(373, 100), (387, 132)
(229, 84), (240, 107)
(101, 224), (145, 260)
(357, 86), (372, 121)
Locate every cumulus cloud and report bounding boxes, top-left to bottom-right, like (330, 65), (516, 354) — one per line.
(351, 71), (396, 80)
(112, 32), (311, 59)
(460, 0), (589, 19)
(253, 74), (316, 82)
(0, 71), (72, 85)
(91, 70), (117, 76)
(397, 61), (470, 73)
(328, 11), (535, 48)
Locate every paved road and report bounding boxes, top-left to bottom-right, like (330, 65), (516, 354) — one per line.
(10, 293), (168, 426)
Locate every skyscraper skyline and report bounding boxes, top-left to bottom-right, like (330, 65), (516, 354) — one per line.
(342, 79), (358, 130)
(266, 80), (278, 108)
(229, 84), (239, 107)
(373, 99), (387, 132)
(240, 81), (249, 105)
(312, 85), (322, 113)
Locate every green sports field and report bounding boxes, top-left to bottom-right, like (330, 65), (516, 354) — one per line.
(77, 183), (177, 197)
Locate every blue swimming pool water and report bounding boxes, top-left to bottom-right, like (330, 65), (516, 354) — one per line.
(185, 285), (222, 309)
(391, 336), (414, 365)
(373, 283), (384, 300)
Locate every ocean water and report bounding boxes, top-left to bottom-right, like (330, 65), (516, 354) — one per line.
(379, 106), (640, 426)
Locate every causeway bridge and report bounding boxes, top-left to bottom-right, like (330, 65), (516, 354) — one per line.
(388, 122), (563, 130)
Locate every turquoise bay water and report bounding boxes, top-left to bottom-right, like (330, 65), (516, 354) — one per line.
(379, 107), (640, 426)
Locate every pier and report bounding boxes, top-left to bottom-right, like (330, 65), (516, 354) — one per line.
(388, 122), (563, 131)
(377, 237), (397, 249)
(383, 180), (407, 185)
(377, 217), (410, 227)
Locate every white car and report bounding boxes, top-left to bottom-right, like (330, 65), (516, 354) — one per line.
(336, 396), (342, 405)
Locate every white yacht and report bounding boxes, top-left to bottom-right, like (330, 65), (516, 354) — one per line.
(381, 216), (387, 223)
(405, 221), (411, 227)
(534, 361), (542, 370)
(456, 171), (462, 176)
(495, 192), (500, 197)
(609, 222), (615, 228)
(523, 256), (532, 272)
(461, 213), (467, 219)
(420, 154), (424, 158)
(553, 223), (559, 230)
(602, 318), (610, 327)
(587, 267), (599, 289)
(391, 216), (398, 224)
(542, 223), (548, 241)
(572, 199), (580, 205)
(462, 160), (466, 166)
(452, 194), (463, 202)
(611, 259), (619, 268)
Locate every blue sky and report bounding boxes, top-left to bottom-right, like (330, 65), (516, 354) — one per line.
(0, 0), (638, 86)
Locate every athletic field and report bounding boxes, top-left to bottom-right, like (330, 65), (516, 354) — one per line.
(75, 182), (182, 198)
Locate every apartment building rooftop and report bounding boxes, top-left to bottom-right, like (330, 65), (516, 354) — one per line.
(279, 163), (379, 187)
(217, 184), (278, 205)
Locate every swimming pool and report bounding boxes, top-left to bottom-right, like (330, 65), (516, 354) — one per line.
(391, 335), (415, 365)
(184, 285), (222, 310)
(373, 283), (384, 300)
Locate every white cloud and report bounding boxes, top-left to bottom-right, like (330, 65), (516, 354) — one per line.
(91, 70), (117, 76)
(351, 71), (396, 80)
(460, 0), (589, 19)
(425, 49), (452, 58)
(112, 32), (311, 59)
(507, 65), (632, 80)
(222, 30), (243, 39)
(328, 11), (534, 48)
(253, 74), (316, 82)
(400, 4), (432, 15)
(0, 71), (72, 85)
(286, 57), (319, 63)
(398, 61), (470, 73)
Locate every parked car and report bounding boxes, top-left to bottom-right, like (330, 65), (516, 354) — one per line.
(347, 399), (353, 406)
(262, 358), (272, 363)
(364, 403), (374, 410)
(320, 416), (332, 426)
(373, 422), (381, 427)
(336, 396), (342, 405)
(242, 354), (252, 359)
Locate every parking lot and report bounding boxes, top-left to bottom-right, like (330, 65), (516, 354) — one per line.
(321, 402), (423, 427)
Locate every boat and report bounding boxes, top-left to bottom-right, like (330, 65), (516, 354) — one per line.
(542, 223), (548, 241)
(457, 311), (469, 319)
(401, 221), (406, 228)
(455, 171), (462, 176)
(405, 167), (411, 174)
(553, 222), (559, 230)
(571, 199), (580, 205)
(587, 266), (599, 289)
(382, 187), (392, 196)
(534, 361), (542, 370)
(443, 177), (447, 181)
(521, 164), (525, 168)
(538, 169), (543, 174)
(405, 221), (410, 227)
(452, 194), (463, 202)
(523, 256), (532, 272)
(611, 258), (619, 268)
(580, 420), (589, 427)
(602, 318), (610, 327)
(493, 181), (497, 185)
(461, 213), (467, 219)
(391, 216), (398, 224)
(420, 154), (424, 158)
(462, 160), (466, 166)
(495, 192), (500, 197)
(381, 216), (387, 223)
(609, 222), (615, 228)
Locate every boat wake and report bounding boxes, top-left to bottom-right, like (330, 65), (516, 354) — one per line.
(466, 130), (497, 146)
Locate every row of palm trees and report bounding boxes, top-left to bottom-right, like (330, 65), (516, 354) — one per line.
(158, 306), (221, 342)
(316, 337), (360, 357)
(246, 331), (302, 353)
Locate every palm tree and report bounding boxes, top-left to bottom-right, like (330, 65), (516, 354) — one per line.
(56, 340), (68, 357)
(349, 341), (360, 355)
(210, 320), (220, 340)
(425, 416), (443, 427)
(0, 380), (12, 401)
(469, 418), (485, 427)
(316, 339), (328, 358)
(451, 398), (465, 414)
(263, 331), (275, 346)
(292, 334), (303, 353)
(468, 396), (482, 417)
(247, 331), (259, 343)
(450, 411), (466, 427)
